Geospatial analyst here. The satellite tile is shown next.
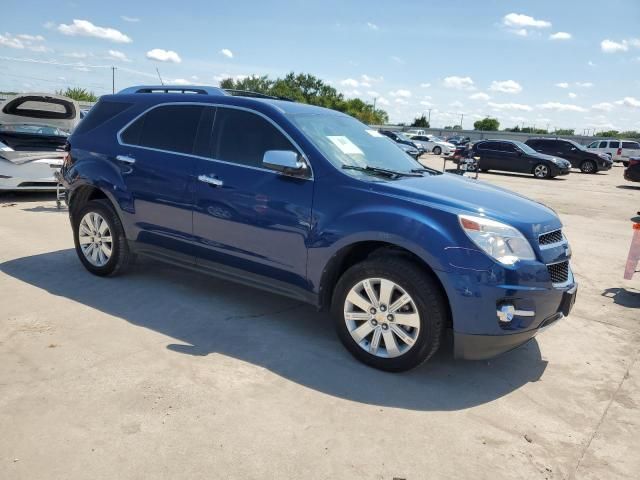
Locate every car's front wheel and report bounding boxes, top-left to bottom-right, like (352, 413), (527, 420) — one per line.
(533, 163), (551, 179)
(432, 146), (442, 155)
(331, 255), (446, 372)
(73, 199), (132, 276)
(580, 160), (597, 173)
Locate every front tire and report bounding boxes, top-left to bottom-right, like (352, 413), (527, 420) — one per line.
(533, 163), (551, 179)
(432, 146), (442, 156)
(331, 255), (446, 372)
(73, 199), (131, 276)
(580, 160), (597, 174)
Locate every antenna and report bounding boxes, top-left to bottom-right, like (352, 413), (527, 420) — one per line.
(155, 67), (164, 85)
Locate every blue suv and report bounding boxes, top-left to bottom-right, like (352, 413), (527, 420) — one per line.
(61, 85), (577, 371)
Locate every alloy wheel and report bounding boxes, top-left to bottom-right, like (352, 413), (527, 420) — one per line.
(534, 164), (549, 178)
(343, 278), (420, 358)
(78, 212), (113, 267)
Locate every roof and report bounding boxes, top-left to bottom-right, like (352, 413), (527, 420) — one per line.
(113, 84), (342, 116)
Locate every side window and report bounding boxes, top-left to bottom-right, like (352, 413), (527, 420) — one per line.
(608, 141), (620, 149)
(621, 141), (640, 149)
(499, 142), (517, 153)
(587, 141), (598, 148)
(478, 141), (499, 151)
(527, 140), (539, 149)
(212, 108), (296, 168)
(121, 104), (205, 154)
(598, 141), (608, 148)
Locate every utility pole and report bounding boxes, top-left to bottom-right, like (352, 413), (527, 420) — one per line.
(156, 67), (164, 85)
(459, 113), (464, 129)
(427, 108), (432, 125)
(373, 97), (377, 114)
(111, 66), (116, 94)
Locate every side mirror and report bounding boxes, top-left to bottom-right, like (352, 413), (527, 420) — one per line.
(263, 150), (308, 176)
(571, 147), (577, 151)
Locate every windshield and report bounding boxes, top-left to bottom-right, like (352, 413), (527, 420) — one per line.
(512, 140), (537, 155)
(289, 113), (423, 173)
(566, 139), (587, 151)
(430, 136), (445, 142)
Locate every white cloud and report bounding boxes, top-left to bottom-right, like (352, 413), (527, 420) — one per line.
(367, 22), (379, 30)
(0, 32), (48, 51)
(74, 66), (90, 72)
(121, 16), (140, 22)
(213, 73), (248, 83)
(488, 102), (533, 111)
(146, 48), (181, 63)
(64, 51), (89, 58)
(489, 79), (522, 94)
(361, 74), (382, 83)
(469, 92), (490, 101)
(419, 100), (433, 107)
(550, 32), (571, 40)
(568, 92), (577, 99)
(503, 13), (552, 29)
(450, 100), (464, 109)
(591, 102), (614, 112)
(389, 89), (412, 98)
(58, 19), (132, 43)
(107, 49), (131, 62)
(340, 75), (378, 88)
(344, 89), (362, 97)
(377, 97), (390, 106)
(443, 76), (475, 90)
(538, 102), (587, 112)
(340, 78), (359, 87)
(601, 39), (628, 53)
(419, 82), (431, 88)
(512, 28), (528, 37)
(366, 90), (380, 97)
(616, 97), (640, 108)
(220, 48), (233, 58)
(576, 82), (593, 88)
(588, 60), (596, 67)
(390, 56), (404, 64)
(555, 82), (569, 88)
(172, 78), (190, 85)
(395, 98), (408, 105)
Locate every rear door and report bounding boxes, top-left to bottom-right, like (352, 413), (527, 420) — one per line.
(117, 103), (208, 263)
(498, 141), (529, 172)
(191, 106), (313, 291)
(474, 141), (499, 169)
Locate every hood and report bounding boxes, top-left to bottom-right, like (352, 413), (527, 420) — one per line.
(0, 93), (80, 131)
(376, 173), (561, 238)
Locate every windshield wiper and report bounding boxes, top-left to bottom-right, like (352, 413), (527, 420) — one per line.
(411, 167), (441, 176)
(342, 165), (423, 178)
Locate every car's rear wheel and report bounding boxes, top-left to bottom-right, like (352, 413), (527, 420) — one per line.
(580, 160), (597, 173)
(432, 146), (442, 155)
(73, 200), (131, 276)
(533, 163), (551, 179)
(331, 255), (446, 372)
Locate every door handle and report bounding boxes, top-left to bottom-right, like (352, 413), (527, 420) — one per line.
(198, 174), (224, 187)
(116, 154), (136, 164)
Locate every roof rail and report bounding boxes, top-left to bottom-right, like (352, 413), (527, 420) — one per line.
(224, 89), (295, 102)
(118, 85), (228, 96)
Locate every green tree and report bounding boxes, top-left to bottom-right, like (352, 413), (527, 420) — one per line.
(219, 72), (388, 124)
(504, 125), (521, 132)
(597, 130), (619, 137)
(411, 115), (430, 128)
(56, 87), (97, 102)
(473, 117), (500, 131)
(554, 129), (575, 135)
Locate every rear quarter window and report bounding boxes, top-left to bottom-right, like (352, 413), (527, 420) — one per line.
(73, 101), (133, 135)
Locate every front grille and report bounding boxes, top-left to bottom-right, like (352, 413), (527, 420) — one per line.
(547, 261), (569, 284)
(539, 229), (563, 246)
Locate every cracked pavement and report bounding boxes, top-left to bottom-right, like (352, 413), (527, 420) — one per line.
(1, 160), (639, 479)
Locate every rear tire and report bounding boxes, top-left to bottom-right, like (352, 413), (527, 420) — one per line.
(580, 160), (597, 174)
(73, 199), (131, 276)
(331, 255), (446, 372)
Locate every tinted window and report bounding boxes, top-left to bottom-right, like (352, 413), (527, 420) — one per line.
(212, 108), (294, 167)
(621, 141), (640, 149)
(121, 104), (205, 154)
(477, 141), (500, 151)
(499, 142), (518, 153)
(598, 141), (608, 148)
(608, 141), (620, 148)
(74, 100), (133, 135)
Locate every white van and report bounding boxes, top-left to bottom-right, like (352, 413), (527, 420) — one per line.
(586, 139), (640, 164)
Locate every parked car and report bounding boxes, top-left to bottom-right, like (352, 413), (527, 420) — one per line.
(472, 140), (571, 178)
(446, 135), (471, 146)
(379, 130), (426, 155)
(525, 138), (612, 174)
(61, 84), (577, 371)
(406, 128), (427, 136)
(624, 157), (640, 182)
(586, 139), (640, 165)
(408, 134), (455, 156)
(0, 93), (81, 133)
(396, 142), (421, 159)
(0, 139), (65, 191)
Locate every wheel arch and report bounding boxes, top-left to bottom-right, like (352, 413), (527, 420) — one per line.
(318, 240), (452, 327)
(68, 183), (119, 225)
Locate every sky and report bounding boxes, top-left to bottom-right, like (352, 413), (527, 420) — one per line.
(1, 0), (639, 131)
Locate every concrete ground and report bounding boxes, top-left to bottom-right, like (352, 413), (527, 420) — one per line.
(1, 160), (639, 480)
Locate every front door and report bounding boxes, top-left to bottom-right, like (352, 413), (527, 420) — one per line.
(192, 106), (313, 292)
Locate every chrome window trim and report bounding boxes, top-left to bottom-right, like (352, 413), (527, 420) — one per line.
(116, 101), (314, 180)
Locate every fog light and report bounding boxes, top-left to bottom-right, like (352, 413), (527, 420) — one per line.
(497, 304), (535, 323)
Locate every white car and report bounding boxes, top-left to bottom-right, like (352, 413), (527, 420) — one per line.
(0, 93), (79, 191)
(407, 134), (456, 156)
(586, 139), (640, 164)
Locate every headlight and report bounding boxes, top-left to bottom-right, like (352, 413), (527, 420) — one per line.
(458, 214), (536, 265)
